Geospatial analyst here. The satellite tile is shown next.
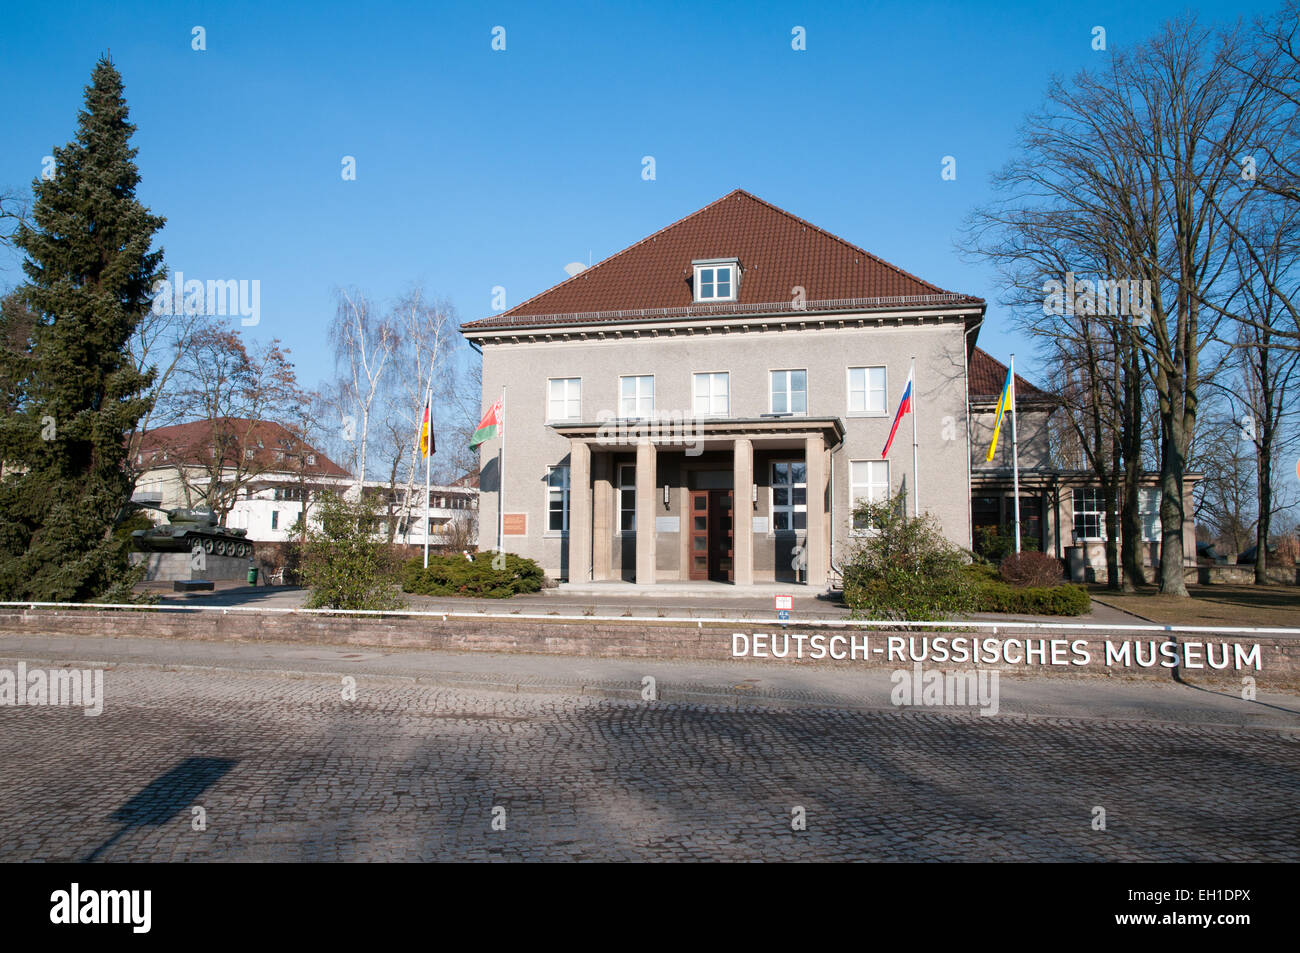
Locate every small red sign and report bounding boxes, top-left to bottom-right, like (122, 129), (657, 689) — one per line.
(774, 595), (794, 611)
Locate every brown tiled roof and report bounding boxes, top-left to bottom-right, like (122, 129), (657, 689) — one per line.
(450, 471), (479, 489)
(137, 419), (351, 478)
(968, 349), (1054, 404)
(463, 189), (983, 330)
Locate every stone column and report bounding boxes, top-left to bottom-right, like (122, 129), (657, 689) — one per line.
(635, 438), (657, 585)
(733, 438), (754, 586)
(804, 433), (827, 586)
(569, 440), (592, 583)
(592, 452), (613, 581)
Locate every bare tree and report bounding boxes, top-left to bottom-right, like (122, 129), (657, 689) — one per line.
(969, 16), (1275, 595)
(279, 388), (330, 548)
(1229, 204), (1300, 581)
(125, 304), (207, 485)
(386, 289), (463, 539)
(330, 288), (397, 495)
(156, 323), (301, 523)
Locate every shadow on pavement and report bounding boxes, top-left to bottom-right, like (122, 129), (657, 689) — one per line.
(84, 756), (238, 861)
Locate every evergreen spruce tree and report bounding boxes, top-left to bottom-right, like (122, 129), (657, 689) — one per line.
(0, 56), (164, 601)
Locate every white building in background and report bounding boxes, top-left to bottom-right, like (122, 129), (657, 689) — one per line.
(133, 419), (478, 546)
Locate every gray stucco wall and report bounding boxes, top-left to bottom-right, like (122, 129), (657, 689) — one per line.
(475, 318), (973, 581)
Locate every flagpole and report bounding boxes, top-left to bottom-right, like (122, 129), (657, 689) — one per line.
(423, 385), (432, 568)
(498, 386), (506, 557)
(910, 356), (919, 518)
(1010, 354), (1021, 554)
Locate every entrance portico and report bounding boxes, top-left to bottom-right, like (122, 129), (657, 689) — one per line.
(551, 417), (843, 587)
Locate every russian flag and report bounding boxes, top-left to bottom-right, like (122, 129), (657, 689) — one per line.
(881, 370), (913, 459)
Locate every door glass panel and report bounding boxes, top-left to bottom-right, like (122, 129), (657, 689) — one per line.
(694, 516), (706, 530)
(692, 536), (706, 550)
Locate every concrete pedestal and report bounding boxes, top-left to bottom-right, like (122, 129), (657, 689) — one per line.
(131, 551), (252, 582)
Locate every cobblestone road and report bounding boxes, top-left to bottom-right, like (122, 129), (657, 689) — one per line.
(1, 667), (1296, 861)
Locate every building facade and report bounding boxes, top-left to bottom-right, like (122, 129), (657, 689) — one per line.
(966, 350), (1197, 580)
(463, 190), (986, 586)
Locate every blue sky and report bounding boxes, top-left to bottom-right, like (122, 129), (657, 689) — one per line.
(0, 0), (1260, 389)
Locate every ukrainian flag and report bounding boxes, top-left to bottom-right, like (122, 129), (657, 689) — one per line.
(986, 367), (1013, 462)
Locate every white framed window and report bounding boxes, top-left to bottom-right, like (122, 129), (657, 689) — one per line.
(618, 463), (636, 533)
(547, 378), (582, 421)
(771, 460), (807, 532)
(547, 465), (570, 533)
(850, 460), (890, 533)
(271, 510), (280, 531)
(620, 376), (654, 419)
(770, 369), (808, 415)
(1073, 488), (1106, 540)
(693, 372), (730, 416)
(847, 366), (887, 415)
(1139, 488), (1162, 542)
(692, 259), (738, 302)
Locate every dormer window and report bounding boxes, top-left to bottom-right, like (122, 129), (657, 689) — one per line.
(692, 258), (739, 302)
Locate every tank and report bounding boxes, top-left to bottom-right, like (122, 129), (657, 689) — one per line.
(131, 502), (254, 558)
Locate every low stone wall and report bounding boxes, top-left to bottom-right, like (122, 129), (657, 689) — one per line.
(1188, 565), (1300, 586)
(1, 607), (1296, 691)
(1073, 563), (1299, 586)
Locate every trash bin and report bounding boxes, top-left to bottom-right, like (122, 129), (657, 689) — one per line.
(247, 562), (258, 585)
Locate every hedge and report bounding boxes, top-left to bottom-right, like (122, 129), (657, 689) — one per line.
(973, 579), (1091, 616)
(401, 552), (545, 598)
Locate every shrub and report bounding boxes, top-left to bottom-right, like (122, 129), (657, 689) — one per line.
(964, 565), (1089, 616)
(299, 493), (406, 611)
(841, 498), (976, 621)
(974, 525), (1040, 561)
(999, 551), (1064, 588)
(402, 551), (545, 598)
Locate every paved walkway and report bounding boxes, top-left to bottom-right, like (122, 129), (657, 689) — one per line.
(0, 635), (1296, 861)
(140, 581), (1148, 625)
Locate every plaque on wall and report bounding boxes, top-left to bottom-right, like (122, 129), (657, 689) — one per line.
(503, 513), (527, 535)
(655, 516), (680, 533)
(752, 516), (769, 533)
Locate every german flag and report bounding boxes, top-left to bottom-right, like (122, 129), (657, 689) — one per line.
(419, 392), (434, 458)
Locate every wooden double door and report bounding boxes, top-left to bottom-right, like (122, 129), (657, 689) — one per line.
(689, 489), (733, 582)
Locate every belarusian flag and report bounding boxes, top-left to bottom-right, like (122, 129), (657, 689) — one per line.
(418, 392), (434, 458)
(470, 397), (503, 449)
